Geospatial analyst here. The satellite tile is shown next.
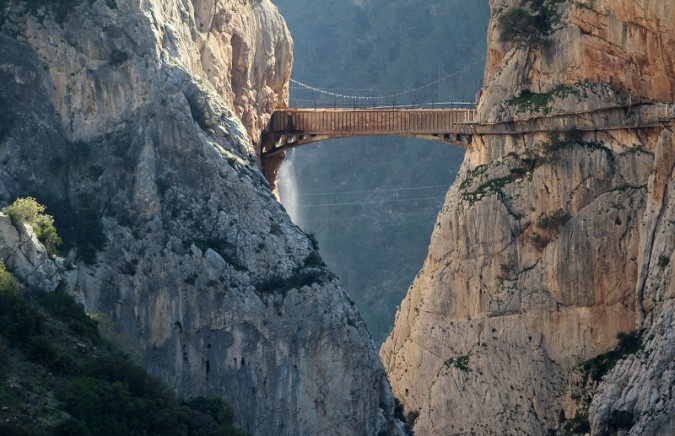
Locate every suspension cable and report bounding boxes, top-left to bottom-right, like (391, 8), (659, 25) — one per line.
(289, 57), (485, 101)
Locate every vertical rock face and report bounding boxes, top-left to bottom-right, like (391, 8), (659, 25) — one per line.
(0, 1), (398, 434)
(382, 0), (675, 434)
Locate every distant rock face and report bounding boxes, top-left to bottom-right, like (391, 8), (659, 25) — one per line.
(0, 1), (398, 434)
(382, 0), (675, 434)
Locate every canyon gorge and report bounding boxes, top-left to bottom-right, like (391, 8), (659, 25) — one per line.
(0, 0), (673, 435)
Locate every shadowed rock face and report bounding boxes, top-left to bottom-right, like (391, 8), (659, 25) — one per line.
(0, 1), (399, 434)
(382, 0), (675, 434)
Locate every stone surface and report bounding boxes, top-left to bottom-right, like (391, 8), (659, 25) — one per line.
(0, 1), (399, 434)
(382, 0), (675, 434)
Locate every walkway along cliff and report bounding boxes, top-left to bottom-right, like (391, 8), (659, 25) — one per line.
(0, 1), (401, 435)
(381, 0), (675, 434)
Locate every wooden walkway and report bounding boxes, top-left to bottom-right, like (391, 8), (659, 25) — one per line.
(261, 108), (477, 158)
(260, 103), (674, 159)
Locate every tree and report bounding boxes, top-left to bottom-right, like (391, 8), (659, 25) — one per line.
(3, 197), (62, 256)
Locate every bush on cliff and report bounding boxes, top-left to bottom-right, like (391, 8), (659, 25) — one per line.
(3, 197), (62, 256)
(498, 0), (562, 47)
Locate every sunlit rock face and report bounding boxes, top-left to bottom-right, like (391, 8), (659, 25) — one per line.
(382, 0), (675, 434)
(0, 1), (401, 434)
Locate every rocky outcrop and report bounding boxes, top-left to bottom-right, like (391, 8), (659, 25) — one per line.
(0, 213), (76, 293)
(382, 0), (675, 434)
(0, 1), (397, 434)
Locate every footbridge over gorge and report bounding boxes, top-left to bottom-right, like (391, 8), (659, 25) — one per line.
(261, 108), (477, 158)
(261, 63), (675, 159)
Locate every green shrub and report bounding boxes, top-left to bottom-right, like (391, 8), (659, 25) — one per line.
(498, 1), (562, 47)
(498, 7), (547, 46)
(52, 418), (91, 436)
(256, 268), (330, 294)
(307, 232), (320, 251)
(4, 196), (44, 225)
(0, 260), (19, 293)
(0, 276), (248, 435)
(0, 284), (44, 346)
(303, 252), (325, 268)
(582, 330), (642, 382)
(567, 414), (590, 433)
(37, 289), (101, 346)
(444, 354), (470, 372)
(182, 397), (237, 428)
(657, 255), (670, 267)
(616, 331), (642, 355)
(57, 356), (250, 435)
(0, 423), (30, 436)
(3, 197), (62, 256)
(22, 0), (82, 23)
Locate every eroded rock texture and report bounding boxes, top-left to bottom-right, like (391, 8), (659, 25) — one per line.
(0, 1), (398, 434)
(382, 0), (675, 434)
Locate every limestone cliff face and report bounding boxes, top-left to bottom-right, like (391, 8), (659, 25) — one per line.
(382, 0), (675, 434)
(0, 1), (399, 434)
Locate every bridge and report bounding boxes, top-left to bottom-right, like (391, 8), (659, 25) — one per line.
(261, 108), (477, 158)
(260, 59), (674, 160)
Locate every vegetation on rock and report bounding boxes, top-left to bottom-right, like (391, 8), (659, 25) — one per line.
(498, 0), (565, 47)
(444, 354), (470, 372)
(0, 270), (247, 435)
(3, 197), (62, 256)
(581, 330), (643, 383)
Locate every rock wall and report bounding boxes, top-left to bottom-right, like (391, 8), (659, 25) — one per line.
(0, 1), (399, 434)
(382, 0), (675, 434)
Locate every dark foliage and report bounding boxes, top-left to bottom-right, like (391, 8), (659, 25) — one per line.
(57, 371), (248, 435)
(0, 288), (44, 347)
(0, 280), (248, 435)
(537, 209), (571, 230)
(37, 288), (101, 345)
(186, 93), (213, 131)
(109, 49), (130, 66)
(0, 422), (31, 436)
(582, 330), (643, 382)
(498, 0), (563, 47)
(657, 255), (670, 267)
(0, 98), (15, 142)
(608, 410), (635, 431)
(394, 398), (406, 422)
(306, 232), (320, 251)
(256, 253), (334, 295)
(22, 0), (81, 23)
(498, 8), (548, 46)
(303, 252), (325, 269)
(566, 414), (591, 433)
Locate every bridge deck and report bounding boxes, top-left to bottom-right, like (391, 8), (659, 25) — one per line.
(261, 103), (674, 159)
(262, 108), (477, 157)
(270, 108), (476, 135)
